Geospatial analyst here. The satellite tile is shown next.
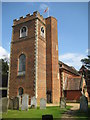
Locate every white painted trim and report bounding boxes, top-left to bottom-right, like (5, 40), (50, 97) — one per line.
(0, 87), (8, 90)
(35, 19), (38, 98)
(20, 26), (28, 38)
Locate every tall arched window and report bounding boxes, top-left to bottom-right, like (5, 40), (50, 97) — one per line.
(18, 54), (26, 75)
(20, 26), (28, 38)
(18, 87), (24, 96)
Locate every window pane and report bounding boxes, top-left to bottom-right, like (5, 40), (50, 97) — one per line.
(19, 87), (23, 96)
(19, 54), (26, 72)
(41, 27), (44, 33)
(20, 26), (27, 37)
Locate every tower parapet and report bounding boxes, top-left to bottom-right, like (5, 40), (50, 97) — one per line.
(13, 11), (45, 26)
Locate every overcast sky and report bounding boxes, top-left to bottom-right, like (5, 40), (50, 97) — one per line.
(1, 2), (88, 70)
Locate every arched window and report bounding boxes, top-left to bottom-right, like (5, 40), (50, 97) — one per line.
(18, 87), (24, 96)
(40, 26), (45, 38)
(20, 26), (28, 38)
(18, 54), (26, 75)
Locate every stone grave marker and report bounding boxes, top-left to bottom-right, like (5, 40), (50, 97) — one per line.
(21, 94), (29, 110)
(13, 97), (19, 110)
(2, 97), (8, 113)
(60, 97), (66, 108)
(80, 95), (88, 112)
(40, 98), (46, 109)
(8, 98), (13, 110)
(31, 96), (37, 108)
(17, 95), (21, 108)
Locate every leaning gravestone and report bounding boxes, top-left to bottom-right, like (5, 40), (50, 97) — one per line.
(60, 97), (66, 108)
(40, 98), (46, 109)
(13, 97), (19, 110)
(80, 95), (88, 112)
(21, 94), (29, 111)
(31, 96), (37, 108)
(2, 97), (8, 113)
(8, 98), (14, 110)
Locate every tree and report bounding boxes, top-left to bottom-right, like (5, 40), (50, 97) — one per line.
(81, 56), (90, 86)
(0, 58), (9, 75)
(81, 55), (90, 70)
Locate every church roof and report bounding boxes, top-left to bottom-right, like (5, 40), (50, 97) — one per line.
(59, 61), (80, 76)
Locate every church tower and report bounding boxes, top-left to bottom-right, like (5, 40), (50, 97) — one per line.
(8, 11), (60, 105)
(8, 11), (46, 104)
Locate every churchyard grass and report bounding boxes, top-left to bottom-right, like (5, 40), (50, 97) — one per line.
(2, 106), (71, 119)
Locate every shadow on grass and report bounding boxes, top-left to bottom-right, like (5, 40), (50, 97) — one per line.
(74, 108), (90, 120)
(61, 105), (90, 120)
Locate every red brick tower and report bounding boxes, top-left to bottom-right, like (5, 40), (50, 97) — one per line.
(8, 11), (46, 104)
(45, 17), (60, 104)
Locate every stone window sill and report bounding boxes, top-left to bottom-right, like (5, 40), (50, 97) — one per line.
(17, 71), (25, 76)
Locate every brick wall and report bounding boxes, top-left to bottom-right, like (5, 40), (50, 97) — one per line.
(66, 90), (82, 100)
(46, 17), (60, 104)
(36, 19), (46, 104)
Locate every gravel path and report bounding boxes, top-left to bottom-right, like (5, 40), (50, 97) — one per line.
(61, 103), (80, 119)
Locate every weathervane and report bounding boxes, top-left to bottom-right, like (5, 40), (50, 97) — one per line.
(44, 7), (49, 17)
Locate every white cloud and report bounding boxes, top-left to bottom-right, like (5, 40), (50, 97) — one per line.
(59, 53), (86, 70)
(0, 46), (10, 60)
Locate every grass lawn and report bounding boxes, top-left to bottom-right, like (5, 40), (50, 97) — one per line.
(2, 106), (71, 119)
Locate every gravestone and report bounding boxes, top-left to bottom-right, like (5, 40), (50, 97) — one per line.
(2, 97), (8, 113)
(17, 95), (21, 108)
(8, 98), (13, 110)
(80, 95), (88, 112)
(21, 94), (29, 110)
(40, 98), (46, 109)
(60, 97), (66, 108)
(31, 96), (37, 108)
(13, 97), (19, 110)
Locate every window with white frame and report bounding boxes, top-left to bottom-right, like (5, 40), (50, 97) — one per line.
(40, 26), (45, 38)
(18, 54), (26, 75)
(20, 26), (28, 38)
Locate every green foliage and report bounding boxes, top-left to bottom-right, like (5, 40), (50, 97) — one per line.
(0, 58), (9, 75)
(81, 56), (90, 69)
